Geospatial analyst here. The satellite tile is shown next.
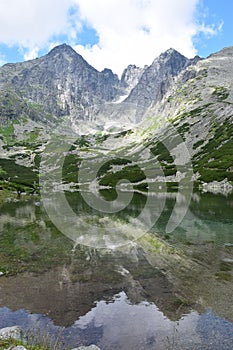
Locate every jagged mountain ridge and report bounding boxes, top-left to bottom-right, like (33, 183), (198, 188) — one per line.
(0, 44), (198, 126)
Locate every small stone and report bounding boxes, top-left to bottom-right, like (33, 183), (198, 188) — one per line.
(10, 347), (27, 350)
(222, 258), (233, 263)
(71, 346), (101, 350)
(224, 243), (233, 247)
(0, 326), (23, 340)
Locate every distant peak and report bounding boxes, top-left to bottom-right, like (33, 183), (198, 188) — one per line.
(48, 43), (79, 56)
(161, 48), (186, 58)
(150, 48), (188, 67)
(165, 48), (177, 54)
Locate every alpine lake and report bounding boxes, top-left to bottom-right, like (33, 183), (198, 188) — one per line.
(0, 187), (233, 350)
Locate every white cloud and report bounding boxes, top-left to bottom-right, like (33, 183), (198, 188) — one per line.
(24, 46), (40, 60)
(0, 0), (222, 76)
(72, 0), (221, 75)
(0, 0), (77, 48)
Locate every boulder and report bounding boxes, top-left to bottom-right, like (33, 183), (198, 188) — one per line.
(0, 326), (22, 340)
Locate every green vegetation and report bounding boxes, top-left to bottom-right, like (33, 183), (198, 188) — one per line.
(215, 271), (232, 281)
(140, 117), (160, 136)
(74, 135), (91, 148)
(176, 122), (190, 139)
(176, 104), (211, 121)
(97, 158), (130, 178)
(193, 119), (233, 182)
(212, 86), (229, 101)
(138, 233), (176, 254)
(0, 187), (15, 206)
(27, 128), (40, 142)
(0, 89), (26, 124)
(0, 165), (6, 176)
(99, 163), (146, 187)
(62, 153), (82, 183)
(0, 123), (15, 143)
(0, 339), (50, 350)
(150, 141), (177, 177)
(193, 139), (205, 150)
(0, 158), (38, 191)
(95, 132), (109, 144)
(150, 141), (173, 163)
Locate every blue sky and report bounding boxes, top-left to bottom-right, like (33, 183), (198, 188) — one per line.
(0, 0), (232, 76)
(194, 0), (233, 57)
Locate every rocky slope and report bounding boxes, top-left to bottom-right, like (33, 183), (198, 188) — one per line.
(147, 46), (233, 184)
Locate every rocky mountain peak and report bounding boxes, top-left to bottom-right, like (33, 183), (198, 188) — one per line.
(46, 43), (92, 70)
(123, 48), (195, 117)
(48, 43), (76, 54)
(151, 48), (189, 74)
(157, 47), (181, 59)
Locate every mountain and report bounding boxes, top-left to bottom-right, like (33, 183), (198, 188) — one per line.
(0, 44), (233, 192)
(124, 49), (201, 109)
(151, 46), (233, 185)
(0, 43), (123, 124)
(0, 45), (200, 127)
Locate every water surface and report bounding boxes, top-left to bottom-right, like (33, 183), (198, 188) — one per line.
(0, 190), (233, 349)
